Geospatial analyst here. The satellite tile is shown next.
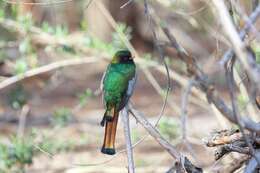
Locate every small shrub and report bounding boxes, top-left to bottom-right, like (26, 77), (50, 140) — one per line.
(8, 85), (27, 109)
(51, 107), (73, 127)
(77, 88), (93, 107)
(0, 136), (33, 172)
(158, 117), (179, 141)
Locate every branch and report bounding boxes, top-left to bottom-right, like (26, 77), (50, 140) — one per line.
(214, 142), (250, 160)
(244, 150), (260, 173)
(129, 105), (202, 173)
(122, 106), (135, 173)
(222, 156), (249, 173)
(129, 106), (180, 159)
(204, 129), (260, 161)
(204, 129), (242, 147)
(219, 4), (260, 66)
(0, 57), (99, 90)
(225, 56), (260, 164)
(162, 26), (260, 133)
(212, 1), (260, 86)
(17, 104), (30, 138)
(181, 80), (196, 141)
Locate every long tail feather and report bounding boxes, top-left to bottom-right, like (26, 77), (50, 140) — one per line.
(101, 110), (119, 155)
(105, 106), (116, 120)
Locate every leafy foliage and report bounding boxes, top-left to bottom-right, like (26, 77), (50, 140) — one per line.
(77, 88), (93, 107)
(0, 136), (33, 172)
(51, 107), (73, 127)
(158, 117), (179, 141)
(7, 85), (28, 109)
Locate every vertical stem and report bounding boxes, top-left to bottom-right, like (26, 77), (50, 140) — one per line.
(122, 106), (135, 173)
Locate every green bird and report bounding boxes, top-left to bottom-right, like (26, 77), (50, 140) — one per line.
(100, 50), (136, 155)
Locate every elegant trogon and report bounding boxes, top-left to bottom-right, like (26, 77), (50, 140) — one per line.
(100, 50), (136, 155)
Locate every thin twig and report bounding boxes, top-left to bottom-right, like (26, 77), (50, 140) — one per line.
(17, 104), (30, 138)
(129, 105), (180, 156)
(120, 0), (134, 9)
(219, 4), (260, 66)
(224, 156), (249, 173)
(0, 57), (99, 90)
(181, 80), (195, 141)
(129, 104), (202, 173)
(212, 0), (259, 85)
(144, 0), (171, 131)
(244, 150), (260, 173)
(225, 58), (260, 165)
(162, 25), (260, 133)
(1, 0), (74, 5)
(122, 106), (135, 173)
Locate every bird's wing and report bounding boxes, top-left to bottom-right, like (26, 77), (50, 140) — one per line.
(119, 72), (137, 110)
(100, 69), (108, 108)
(126, 72), (137, 97)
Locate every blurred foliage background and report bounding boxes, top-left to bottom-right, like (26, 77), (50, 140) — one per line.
(0, 0), (259, 172)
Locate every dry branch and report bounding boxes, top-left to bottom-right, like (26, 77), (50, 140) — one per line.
(204, 129), (242, 147)
(129, 105), (202, 173)
(221, 156), (249, 173)
(122, 107), (135, 173)
(204, 129), (260, 169)
(0, 57), (99, 91)
(244, 150), (260, 173)
(219, 4), (260, 66)
(211, 0), (260, 85)
(162, 26), (260, 133)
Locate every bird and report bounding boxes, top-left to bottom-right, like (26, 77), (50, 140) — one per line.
(100, 50), (136, 155)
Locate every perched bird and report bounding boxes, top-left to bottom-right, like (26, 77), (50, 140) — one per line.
(100, 50), (136, 155)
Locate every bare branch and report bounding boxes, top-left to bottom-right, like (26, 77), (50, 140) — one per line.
(211, 1), (260, 85)
(1, 0), (74, 5)
(244, 150), (260, 173)
(225, 56), (260, 165)
(17, 104), (30, 138)
(181, 80), (196, 141)
(219, 4), (260, 67)
(0, 57), (99, 90)
(122, 106), (135, 173)
(222, 156), (249, 173)
(129, 105), (202, 173)
(162, 26), (260, 133)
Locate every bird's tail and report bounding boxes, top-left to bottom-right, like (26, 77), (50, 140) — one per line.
(101, 110), (119, 155)
(100, 105), (116, 126)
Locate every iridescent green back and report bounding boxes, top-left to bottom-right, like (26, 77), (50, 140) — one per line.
(103, 62), (136, 110)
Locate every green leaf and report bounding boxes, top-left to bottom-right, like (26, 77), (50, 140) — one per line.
(51, 107), (73, 127)
(77, 88), (93, 107)
(14, 59), (28, 75)
(159, 117), (179, 141)
(19, 38), (32, 54)
(8, 85), (27, 109)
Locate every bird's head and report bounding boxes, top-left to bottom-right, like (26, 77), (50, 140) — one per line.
(111, 50), (133, 64)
